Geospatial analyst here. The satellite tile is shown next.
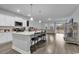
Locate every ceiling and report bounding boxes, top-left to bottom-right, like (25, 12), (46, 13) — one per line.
(0, 4), (79, 23)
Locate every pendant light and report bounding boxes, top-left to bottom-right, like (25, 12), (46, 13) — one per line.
(30, 4), (33, 21)
(38, 10), (42, 23)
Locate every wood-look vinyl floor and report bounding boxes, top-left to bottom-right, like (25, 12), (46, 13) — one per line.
(33, 34), (79, 54)
(0, 33), (79, 54)
(0, 42), (20, 54)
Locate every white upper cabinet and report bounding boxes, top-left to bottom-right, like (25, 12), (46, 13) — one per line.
(0, 14), (26, 27)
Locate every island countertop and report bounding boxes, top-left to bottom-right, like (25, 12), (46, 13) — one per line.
(12, 31), (41, 35)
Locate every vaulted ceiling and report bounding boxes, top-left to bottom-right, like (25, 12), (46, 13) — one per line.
(0, 4), (78, 23)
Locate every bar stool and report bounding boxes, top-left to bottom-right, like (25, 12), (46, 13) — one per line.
(42, 33), (46, 40)
(36, 34), (42, 48)
(34, 33), (39, 43)
(31, 37), (34, 45)
(30, 37), (38, 53)
(38, 34), (42, 41)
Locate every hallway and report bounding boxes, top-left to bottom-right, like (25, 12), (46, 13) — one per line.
(34, 33), (79, 54)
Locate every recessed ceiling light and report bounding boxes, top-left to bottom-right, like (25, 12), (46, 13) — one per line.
(30, 17), (33, 21)
(39, 20), (42, 23)
(17, 9), (20, 12)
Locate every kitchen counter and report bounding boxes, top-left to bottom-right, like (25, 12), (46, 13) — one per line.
(12, 31), (41, 35)
(12, 31), (35, 35)
(12, 31), (41, 54)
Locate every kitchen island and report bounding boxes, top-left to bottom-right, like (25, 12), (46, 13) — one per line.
(12, 31), (41, 54)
